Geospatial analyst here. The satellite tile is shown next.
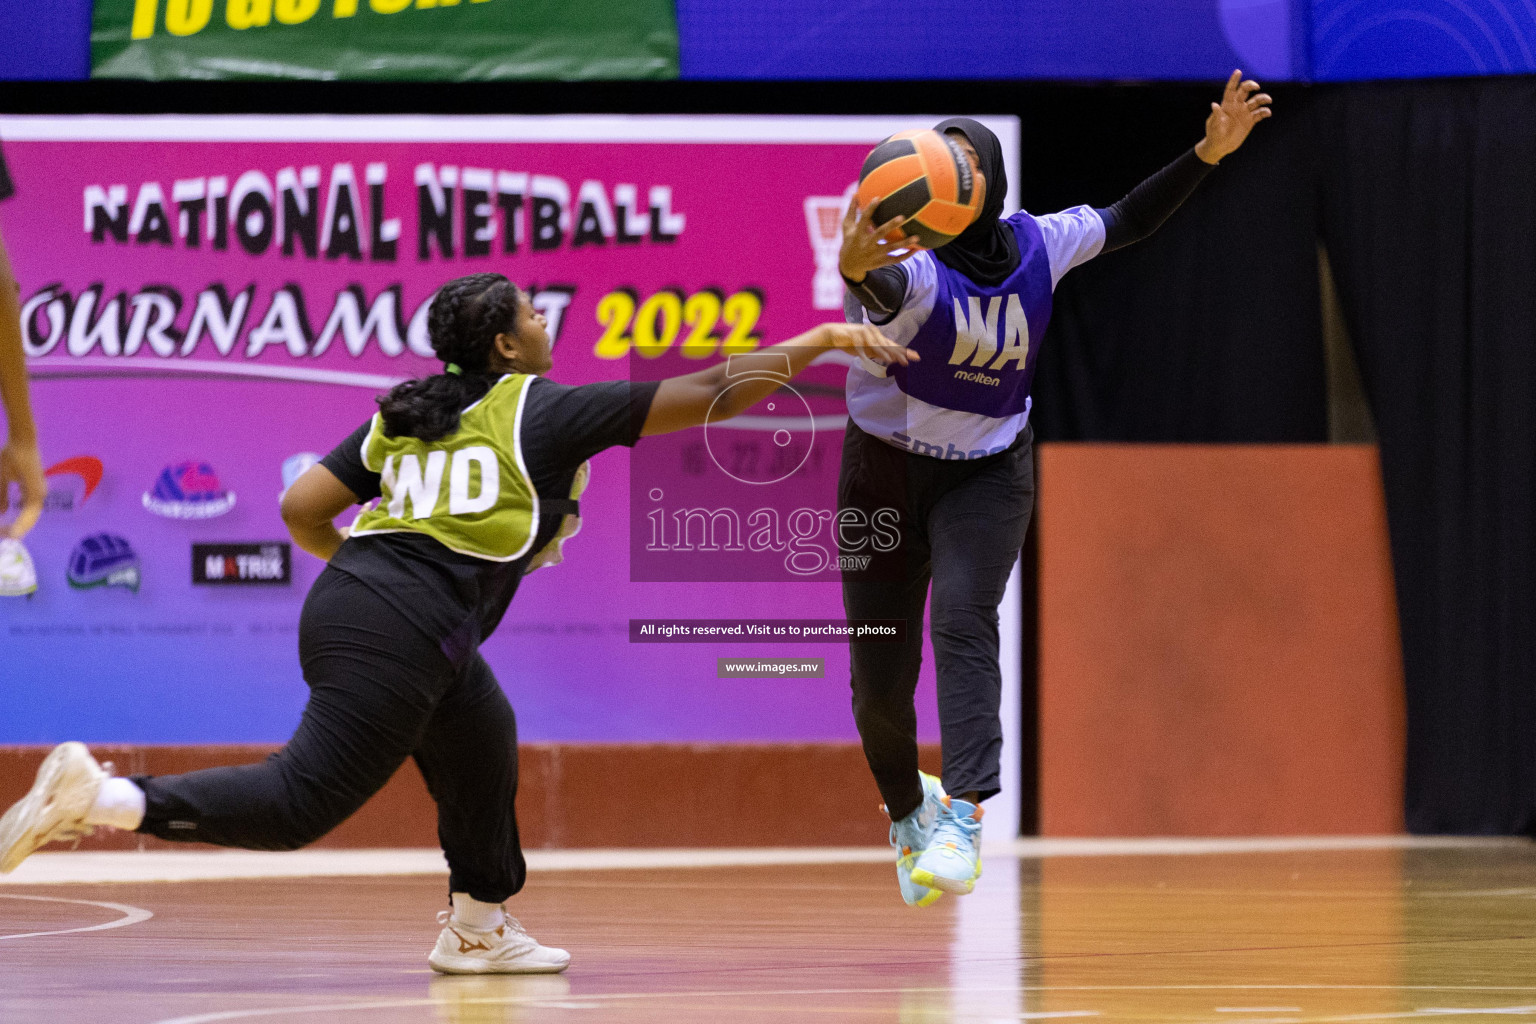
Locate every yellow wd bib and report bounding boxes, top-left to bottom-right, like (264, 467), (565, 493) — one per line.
(350, 374), (540, 562)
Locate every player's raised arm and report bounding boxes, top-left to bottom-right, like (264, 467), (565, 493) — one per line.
(640, 323), (918, 436)
(1094, 70), (1273, 254)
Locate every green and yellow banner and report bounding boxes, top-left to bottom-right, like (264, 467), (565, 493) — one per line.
(92, 0), (678, 80)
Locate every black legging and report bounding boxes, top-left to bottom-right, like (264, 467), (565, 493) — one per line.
(134, 567), (525, 903)
(839, 420), (1034, 822)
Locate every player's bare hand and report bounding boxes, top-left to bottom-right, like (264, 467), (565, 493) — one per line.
(818, 323), (920, 366)
(1195, 70), (1273, 164)
(838, 195), (922, 283)
(0, 438), (45, 540)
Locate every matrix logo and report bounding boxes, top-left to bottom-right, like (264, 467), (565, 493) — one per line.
(192, 543), (291, 586)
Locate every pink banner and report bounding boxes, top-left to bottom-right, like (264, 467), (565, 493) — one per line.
(0, 114), (1017, 744)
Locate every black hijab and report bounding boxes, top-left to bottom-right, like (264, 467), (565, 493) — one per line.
(931, 117), (1018, 287)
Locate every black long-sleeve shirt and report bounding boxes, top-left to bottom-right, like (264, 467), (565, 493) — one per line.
(845, 147), (1214, 317)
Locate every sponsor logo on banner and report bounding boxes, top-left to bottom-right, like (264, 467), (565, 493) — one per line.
(279, 453), (321, 503)
(91, 0), (679, 82)
(67, 534), (142, 592)
(143, 461), (236, 519)
(43, 456), (105, 512)
(192, 543), (292, 586)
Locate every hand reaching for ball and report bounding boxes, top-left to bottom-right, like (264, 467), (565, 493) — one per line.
(1195, 70), (1273, 165)
(838, 196), (922, 284)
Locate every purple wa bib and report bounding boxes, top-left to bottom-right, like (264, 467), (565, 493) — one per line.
(887, 216), (1053, 418)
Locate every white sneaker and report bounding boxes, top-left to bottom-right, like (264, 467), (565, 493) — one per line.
(0, 538), (37, 597)
(428, 910), (571, 975)
(0, 742), (108, 873)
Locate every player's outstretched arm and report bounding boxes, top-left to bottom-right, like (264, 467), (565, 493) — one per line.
(0, 226), (44, 540)
(641, 324), (917, 437)
(1095, 70), (1273, 254)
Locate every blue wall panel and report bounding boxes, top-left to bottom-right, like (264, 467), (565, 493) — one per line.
(1314, 0), (1536, 80)
(0, 0), (91, 80)
(676, 0), (1304, 80)
(4, 3), (1535, 107)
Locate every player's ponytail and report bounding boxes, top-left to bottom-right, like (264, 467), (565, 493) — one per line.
(377, 274), (524, 443)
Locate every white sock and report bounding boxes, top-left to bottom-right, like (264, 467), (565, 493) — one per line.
(85, 777), (146, 831)
(451, 893), (504, 931)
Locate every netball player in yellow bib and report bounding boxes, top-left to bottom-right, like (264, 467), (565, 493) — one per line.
(0, 272), (914, 974)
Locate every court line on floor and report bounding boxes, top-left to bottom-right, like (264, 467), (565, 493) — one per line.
(543, 930), (1536, 991)
(142, 985), (1536, 1024)
(4, 836), (1518, 886)
(0, 893), (153, 940)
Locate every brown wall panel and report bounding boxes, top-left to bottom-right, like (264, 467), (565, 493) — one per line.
(0, 743), (943, 850)
(1038, 444), (1406, 836)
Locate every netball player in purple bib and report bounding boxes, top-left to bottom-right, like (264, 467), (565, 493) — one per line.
(839, 71), (1272, 905)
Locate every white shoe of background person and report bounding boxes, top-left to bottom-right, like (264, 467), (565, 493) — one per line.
(428, 908), (571, 975)
(0, 536), (37, 597)
(0, 742), (108, 872)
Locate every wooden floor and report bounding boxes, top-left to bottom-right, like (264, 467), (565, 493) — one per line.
(7, 842), (1536, 1023)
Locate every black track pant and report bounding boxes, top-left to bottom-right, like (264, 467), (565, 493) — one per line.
(134, 567), (524, 904)
(839, 421), (1034, 823)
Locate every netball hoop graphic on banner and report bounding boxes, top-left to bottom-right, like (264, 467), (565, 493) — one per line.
(805, 183), (856, 311)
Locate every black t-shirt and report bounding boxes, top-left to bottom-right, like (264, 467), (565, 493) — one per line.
(321, 376), (659, 663)
(0, 141), (14, 203)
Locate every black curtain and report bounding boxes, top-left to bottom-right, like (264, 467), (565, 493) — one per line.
(1032, 76), (1536, 834)
(1030, 86), (1326, 443)
(1319, 79), (1536, 834)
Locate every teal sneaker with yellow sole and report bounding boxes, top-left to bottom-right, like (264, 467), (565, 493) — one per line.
(910, 797), (983, 895)
(888, 771), (947, 907)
